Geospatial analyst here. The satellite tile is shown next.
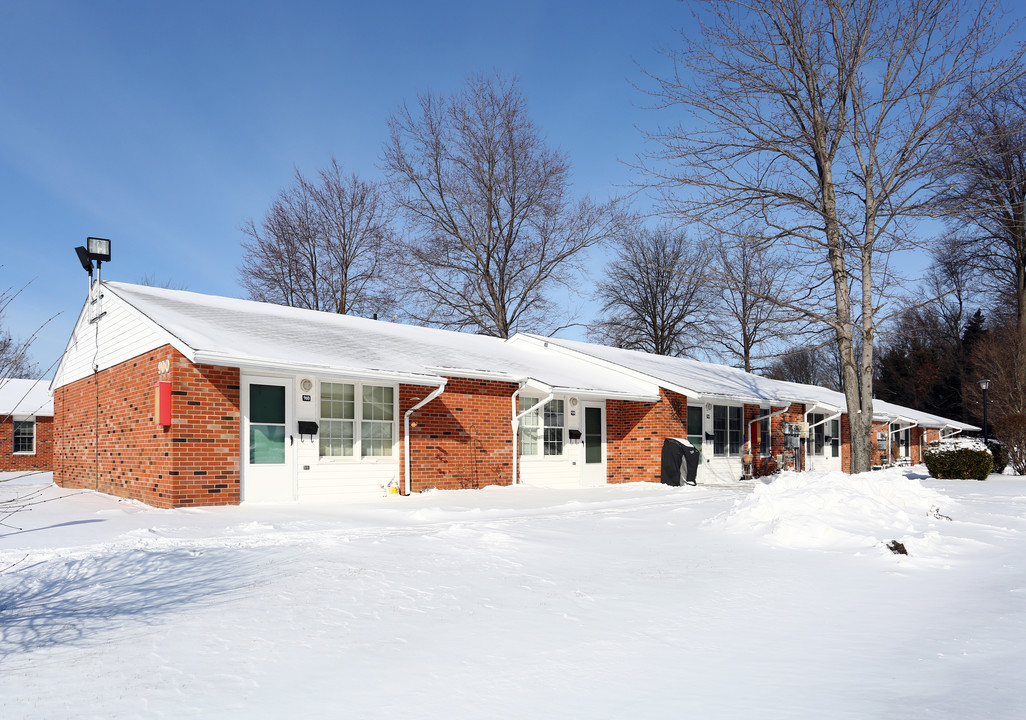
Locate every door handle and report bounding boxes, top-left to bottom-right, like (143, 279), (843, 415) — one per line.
(290, 434), (294, 446)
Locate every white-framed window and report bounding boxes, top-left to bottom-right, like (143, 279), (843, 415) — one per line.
(519, 397), (565, 457)
(319, 381), (395, 459)
(829, 419), (840, 458)
(713, 405), (742, 456)
(13, 419), (35, 454)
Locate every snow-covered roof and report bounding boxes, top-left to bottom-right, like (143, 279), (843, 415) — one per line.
(0, 378), (53, 417)
(101, 283), (661, 401)
(513, 334), (977, 431)
(512, 334), (806, 405)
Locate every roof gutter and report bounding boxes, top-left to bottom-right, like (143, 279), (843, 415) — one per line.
(403, 379), (447, 495)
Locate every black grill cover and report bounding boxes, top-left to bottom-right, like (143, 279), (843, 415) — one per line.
(661, 437), (699, 486)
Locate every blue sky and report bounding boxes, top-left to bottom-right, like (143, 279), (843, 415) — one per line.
(0, 0), (687, 372)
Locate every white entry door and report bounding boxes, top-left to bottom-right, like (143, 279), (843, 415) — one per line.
(242, 376), (295, 502)
(581, 402), (606, 486)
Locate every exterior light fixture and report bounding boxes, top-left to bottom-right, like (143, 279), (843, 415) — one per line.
(73, 237), (113, 284)
(87, 236), (111, 263)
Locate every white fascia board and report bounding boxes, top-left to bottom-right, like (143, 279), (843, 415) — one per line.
(194, 351), (446, 386)
(509, 334), (699, 398)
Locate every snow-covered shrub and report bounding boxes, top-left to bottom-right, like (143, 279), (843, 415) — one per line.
(993, 414), (1026, 475)
(924, 439), (993, 481)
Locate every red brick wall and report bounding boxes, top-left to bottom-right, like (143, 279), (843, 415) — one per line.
(0, 416), (53, 471)
(399, 378), (519, 492)
(606, 388), (688, 484)
(54, 345), (240, 508)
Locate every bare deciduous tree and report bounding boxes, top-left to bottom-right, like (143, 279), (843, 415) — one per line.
(591, 225), (709, 356)
(239, 158), (396, 317)
(941, 86), (1026, 337)
(384, 73), (623, 338)
(706, 232), (796, 372)
(764, 343), (841, 391)
(642, 0), (1021, 472)
(1, 279), (39, 379)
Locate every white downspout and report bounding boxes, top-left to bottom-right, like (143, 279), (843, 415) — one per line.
(888, 421), (918, 461)
(404, 380), (447, 496)
(511, 391), (554, 486)
(746, 406), (789, 456)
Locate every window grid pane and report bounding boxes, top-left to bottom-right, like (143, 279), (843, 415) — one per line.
(760, 417), (771, 455)
(713, 406), (727, 456)
(361, 421), (393, 457)
(321, 382), (355, 420)
(319, 419), (354, 457)
(362, 386), (394, 422)
(13, 420), (34, 453)
(728, 406), (742, 455)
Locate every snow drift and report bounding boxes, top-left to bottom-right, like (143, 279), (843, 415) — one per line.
(714, 468), (955, 554)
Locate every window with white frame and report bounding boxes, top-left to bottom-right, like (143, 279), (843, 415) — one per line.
(319, 382), (395, 458)
(830, 419), (840, 458)
(13, 419), (35, 454)
(713, 405), (742, 456)
(519, 397), (565, 457)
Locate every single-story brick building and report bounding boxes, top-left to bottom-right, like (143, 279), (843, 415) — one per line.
(1, 378), (54, 472)
(49, 281), (975, 508)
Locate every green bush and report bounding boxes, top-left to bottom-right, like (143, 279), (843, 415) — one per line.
(924, 442), (993, 481)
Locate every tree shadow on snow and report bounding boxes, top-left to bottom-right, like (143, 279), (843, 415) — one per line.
(0, 545), (272, 660)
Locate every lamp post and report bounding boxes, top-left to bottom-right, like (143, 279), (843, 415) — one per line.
(978, 378), (990, 446)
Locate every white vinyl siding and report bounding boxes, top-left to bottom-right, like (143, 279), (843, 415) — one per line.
(52, 291), (172, 389)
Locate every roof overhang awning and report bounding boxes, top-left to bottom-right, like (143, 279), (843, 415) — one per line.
(521, 376), (660, 403)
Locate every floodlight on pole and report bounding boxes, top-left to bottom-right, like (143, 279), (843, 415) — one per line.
(73, 237), (113, 286)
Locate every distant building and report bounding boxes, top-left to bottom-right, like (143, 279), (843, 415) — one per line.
(1, 378), (54, 472)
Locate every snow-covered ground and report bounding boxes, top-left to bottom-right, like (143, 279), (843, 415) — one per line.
(1, 468), (1024, 719)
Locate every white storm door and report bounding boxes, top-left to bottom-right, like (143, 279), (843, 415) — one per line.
(581, 402), (606, 486)
(242, 376), (295, 502)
